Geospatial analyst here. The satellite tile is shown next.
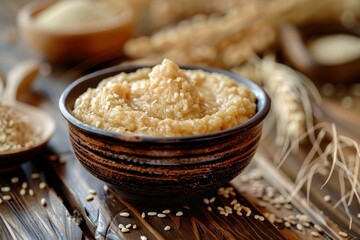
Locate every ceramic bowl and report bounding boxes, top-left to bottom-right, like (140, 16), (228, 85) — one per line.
(17, 0), (135, 64)
(59, 65), (270, 200)
(279, 21), (360, 84)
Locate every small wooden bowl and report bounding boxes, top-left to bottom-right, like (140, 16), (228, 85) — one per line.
(59, 65), (270, 201)
(279, 21), (360, 84)
(17, 0), (135, 64)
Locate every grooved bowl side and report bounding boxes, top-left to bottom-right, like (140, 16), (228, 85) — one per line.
(59, 65), (271, 199)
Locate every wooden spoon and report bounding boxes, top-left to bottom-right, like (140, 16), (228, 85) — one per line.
(0, 60), (55, 171)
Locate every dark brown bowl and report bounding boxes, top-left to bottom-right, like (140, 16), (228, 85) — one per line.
(59, 65), (270, 201)
(279, 21), (360, 84)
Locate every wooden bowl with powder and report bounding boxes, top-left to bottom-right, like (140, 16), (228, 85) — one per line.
(59, 62), (271, 201)
(279, 21), (360, 84)
(17, 0), (136, 64)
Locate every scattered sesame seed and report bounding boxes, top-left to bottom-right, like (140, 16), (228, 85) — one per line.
(175, 211), (183, 216)
(11, 177), (19, 183)
(118, 224), (124, 229)
(20, 189), (26, 196)
(275, 218), (283, 224)
(132, 224), (137, 229)
(140, 236), (147, 240)
(323, 195), (331, 202)
(120, 212), (130, 217)
(162, 209), (171, 214)
(22, 182), (28, 189)
(88, 189), (96, 195)
(209, 197), (216, 203)
(314, 224), (323, 233)
(207, 206), (212, 212)
(284, 222), (291, 228)
(302, 222), (310, 228)
(183, 205), (190, 210)
(125, 224), (132, 229)
(236, 211), (243, 216)
(311, 231), (320, 237)
(1, 186), (11, 192)
(203, 198), (210, 204)
(29, 189), (34, 196)
(164, 226), (171, 231)
(296, 224), (303, 231)
(39, 182), (47, 189)
(259, 216), (265, 221)
(157, 213), (166, 218)
(121, 228), (130, 233)
(217, 206), (224, 211)
(31, 173), (40, 179)
(86, 195), (94, 201)
(41, 198), (47, 207)
(147, 212), (157, 216)
(2, 195), (11, 201)
(338, 231), (348, 237)
(141, 212), (146, 218)
(103, 185), (109, 192)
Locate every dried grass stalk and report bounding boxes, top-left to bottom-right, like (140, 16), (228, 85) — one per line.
(125, 0), (345, 68)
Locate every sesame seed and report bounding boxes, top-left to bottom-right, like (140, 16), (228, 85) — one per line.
(88, 189), (96, 195)
(118, 224), (124, 229)
(203, 198), (210, 204)
(209, 197), (216, 203)
(217, 206), (224, 211)
(125, 224), (132, 229)
(302, 222), (310, 228)
(259, 216), (265, 221)
(338, 231), (348, 237)
(183, 205), (190, 210)
(314, 224), (323, 233)
(31, 173), (40, 179)
(121, 228), (130, 233)
(236, 211), (243, 216)
(120, 212), (130, 217)
(11, 177), (19, 183)
(3, 195), (11, 201)
(311, 231), (320, 237)
(164, 226), (171, 231)
(22, 182), (28, 189)
(86, 195), (94, 201)
(29, 189), (34, 196)
(284, 222), (291, 228)
(1, 186), (11, 192)
(323, 195), (331, 202)
(275, 218), (283, 223)
(141, 212), (146, 218)
(157, 213), (166, 218)
(39, 182), (47, 189)
(175, 211), (183, 216)
(132, 224), (137, 229)
(162, 209), (171, 214)
(296, 224), (303, 231)
(147, 212), (157, 216)
(103, 185), (109, 192)
(207, 206), (212, 212)
(20, 189), (26, 196)
(254, 215), (260, 219)
(140, 236), (147, 240)
(41, 198), (46, 207)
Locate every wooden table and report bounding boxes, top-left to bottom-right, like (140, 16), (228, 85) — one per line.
(1, 1), (359, 239)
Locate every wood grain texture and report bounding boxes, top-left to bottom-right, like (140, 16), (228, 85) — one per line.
(0, 0), (359, 239)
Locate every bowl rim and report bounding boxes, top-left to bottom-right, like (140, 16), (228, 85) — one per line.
(59, 64), (271, 143)
(18, 0), (135, 36)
